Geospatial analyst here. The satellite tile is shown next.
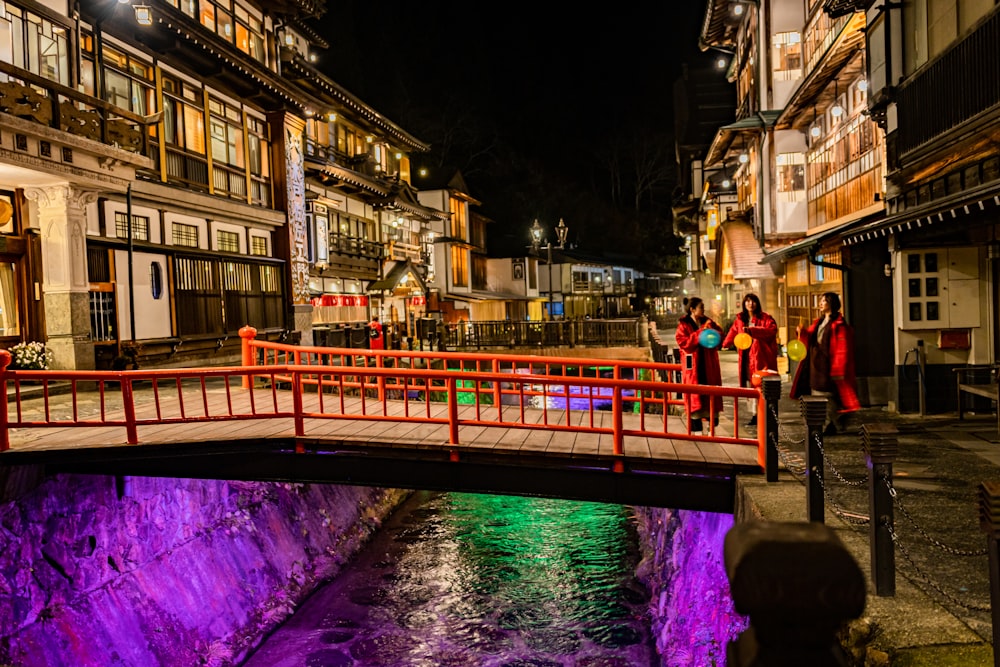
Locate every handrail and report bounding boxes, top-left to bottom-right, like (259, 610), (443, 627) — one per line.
(1, 352), (766, 472)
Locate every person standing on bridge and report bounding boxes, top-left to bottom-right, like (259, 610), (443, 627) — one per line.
(722, 293), (778, 427)
(790, 292), (860, 435)
(675, 297), (724, 434)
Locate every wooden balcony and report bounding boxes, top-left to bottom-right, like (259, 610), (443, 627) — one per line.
(0, 61), (147, 154)
(896, 9), (1000, 158)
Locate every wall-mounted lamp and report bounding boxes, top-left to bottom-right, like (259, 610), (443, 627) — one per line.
(883, 263), (893, 278)
(133, 4), (152, 25)
(716, 57), (727, 69)
(831, 80), (844, 119)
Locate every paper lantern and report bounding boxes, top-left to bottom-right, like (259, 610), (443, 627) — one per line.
(787, 339), (807, 361)
(698, 328), (721, 349)
(734, 332), (752, 350)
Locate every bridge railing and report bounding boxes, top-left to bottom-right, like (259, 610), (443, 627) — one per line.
(240, 325), (686, 413)
(1, 349), (768, 472)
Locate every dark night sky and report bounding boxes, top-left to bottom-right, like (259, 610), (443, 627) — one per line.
(317, 3), (715, 260)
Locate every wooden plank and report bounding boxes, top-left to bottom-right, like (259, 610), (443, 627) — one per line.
(645, 436), (679, 461)
(670, 438), (707, 463)
(622, 435), (652, 458)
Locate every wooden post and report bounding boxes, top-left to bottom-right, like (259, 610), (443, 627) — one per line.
(447, 376), (460, 458)
(725, 521), (865, 666)
(291, 371), (305, 440)
(612, 385), (624, 472)
(863, 422), (899, 597)
(978, 481), (1000, 667)
(376, 354), (386, 403)
(239, 325), (257, 389)
(761, 375), (781, 482)
(122, 375), (138, 445)
(801, 396), (827, 523)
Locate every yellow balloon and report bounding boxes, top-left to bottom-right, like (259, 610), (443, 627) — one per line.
(734, 332), (752, 350)
(787, 339), (807, 362)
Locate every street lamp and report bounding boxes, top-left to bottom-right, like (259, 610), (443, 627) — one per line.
(529, 218), (568, 320)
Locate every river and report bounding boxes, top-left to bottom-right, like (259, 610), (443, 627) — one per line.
(242, 491), (658, 667)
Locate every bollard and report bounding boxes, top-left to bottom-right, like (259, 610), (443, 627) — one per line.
(863, 423), (899, 597)
(762, 375), (782, 482)
(801, 396), (828, 523)
(978, 481), (1000, 667)
(725, 521), (866, 666)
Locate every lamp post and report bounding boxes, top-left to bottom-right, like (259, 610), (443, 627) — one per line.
(529, 218), (568, 320)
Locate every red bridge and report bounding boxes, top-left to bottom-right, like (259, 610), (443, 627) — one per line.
(0, 327), (767, 512)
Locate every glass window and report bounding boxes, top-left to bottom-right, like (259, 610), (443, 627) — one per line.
(115, 212), (149, 241)
(0, 261), (20, 336)
(0, 3), (70, 85)
(172, 222), (199, 247)
(250, 235), (268, 256)
(216, 229), (240, 253)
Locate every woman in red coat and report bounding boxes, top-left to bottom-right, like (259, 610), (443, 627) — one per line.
(675, 296), (724, 433)
(722, 293), (779, 426)
(789, 292), (860, 435)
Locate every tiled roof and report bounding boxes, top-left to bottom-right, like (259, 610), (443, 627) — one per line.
(719, 221), (774, 279)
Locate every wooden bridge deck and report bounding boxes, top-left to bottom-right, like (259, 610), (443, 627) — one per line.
(2, 385), (761, 511)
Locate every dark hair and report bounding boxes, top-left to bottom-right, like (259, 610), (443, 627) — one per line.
(684, 297), (704, 315)
(739, 293), (762, 323)
(822, 292), (841, 314)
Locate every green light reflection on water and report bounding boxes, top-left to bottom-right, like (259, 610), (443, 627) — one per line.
(441, 493), (641, 625)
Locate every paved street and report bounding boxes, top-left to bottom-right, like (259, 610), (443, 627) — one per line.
(719, 347), (997, 662)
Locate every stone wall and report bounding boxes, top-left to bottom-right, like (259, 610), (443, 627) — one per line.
(633, 507), (747, 666)
(0, 472), (408, 666)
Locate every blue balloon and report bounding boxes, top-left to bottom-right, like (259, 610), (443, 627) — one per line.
(698, 328), (721, 349)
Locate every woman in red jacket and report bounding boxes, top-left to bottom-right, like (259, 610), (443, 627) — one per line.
(675, 296), (724, 433)
(789, 292), (860, 435)
(722, 293), (779, 426)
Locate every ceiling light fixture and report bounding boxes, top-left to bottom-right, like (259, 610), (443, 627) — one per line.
(133, 5), (152, 25)
(831, 80), (844, 119)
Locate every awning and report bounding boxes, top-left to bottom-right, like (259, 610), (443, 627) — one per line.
(705, 111), (782, 166)
(717, 221), (774, 279)
(368, 260), (427, 293)
(759, 210), (884, 265)
(845, 181), (1000, 246)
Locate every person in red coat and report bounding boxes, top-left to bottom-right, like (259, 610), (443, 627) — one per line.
(789, 292), (860, 435)
(675, 296), (724, 433)
(722, 293), (779, 426)
(368, 315), (384, 350)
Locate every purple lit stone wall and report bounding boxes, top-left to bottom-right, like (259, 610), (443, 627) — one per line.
(0, 471), (407, 666)
(634, 507), (748, 666)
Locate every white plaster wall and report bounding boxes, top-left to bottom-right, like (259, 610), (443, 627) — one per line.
(114, 249), (172, 340)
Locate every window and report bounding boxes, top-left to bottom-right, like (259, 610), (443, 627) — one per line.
(772, 31), (802, 81)
(172, 222), (199, 247)
(451, 246), (468, 287)
(450, 198), (467, 239)
(0, 261), (20, 336)
(100, 45), (154, 115)
(162, 76), (206, 155)
(209, 96), (245, 168)
(149, 262), (163, 299)
(0, 2), (70, 86)
(776, 153), (806, 193)
(250, 236), (268, 256)
(115, 212), (149, 241)
(216, 229), (240, 253)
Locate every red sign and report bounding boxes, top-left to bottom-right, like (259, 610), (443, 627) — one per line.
(410, 296), (426, 306)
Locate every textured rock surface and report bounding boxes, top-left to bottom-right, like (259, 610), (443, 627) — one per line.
(633, 507), (747, 666)
(0, 473), (407, 666)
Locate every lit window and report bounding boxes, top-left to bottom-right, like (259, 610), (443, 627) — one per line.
(216, 229), (240, 253)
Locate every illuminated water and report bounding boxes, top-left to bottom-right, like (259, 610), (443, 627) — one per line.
(243, 492), (657, 666)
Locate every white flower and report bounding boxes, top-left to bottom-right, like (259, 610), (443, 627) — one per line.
(9, 341), (53, 370)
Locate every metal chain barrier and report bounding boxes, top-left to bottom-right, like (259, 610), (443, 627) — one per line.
(774, 444), (807, 479)
(814, 434), (869, 488)
(887, 524), (991, 612)
(815, 469), (871, 526)
(881, 476), (988, 557)
(771, 405), (806, 446)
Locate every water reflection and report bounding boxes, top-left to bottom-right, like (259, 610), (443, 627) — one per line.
(243, 492), (656, 666)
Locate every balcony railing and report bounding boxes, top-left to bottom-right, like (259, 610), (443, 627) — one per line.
(896, 9), (1000, 157)
(0, 61), (147, 154)
(329, 234), (382, 260)
(802, 11), (850, 78)
(390, 241), (422, 262)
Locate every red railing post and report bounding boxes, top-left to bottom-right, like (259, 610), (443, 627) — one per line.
(492, 358), (501, 411)
(239, 325), (258, 389)
(292, 370), (305, 439)
(122, 374), (138, 445)
(0, 350), (10, 451)
(447, 376), (460, 458)
(376, 354), (386, 403)
(613, 385), (624, 472)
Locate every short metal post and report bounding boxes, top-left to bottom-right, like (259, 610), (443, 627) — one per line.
(978, 481), (1000, 667)
(801, 396), (827, 523)
(762, 375), (781, 482)
(863, 423), (899, 597)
